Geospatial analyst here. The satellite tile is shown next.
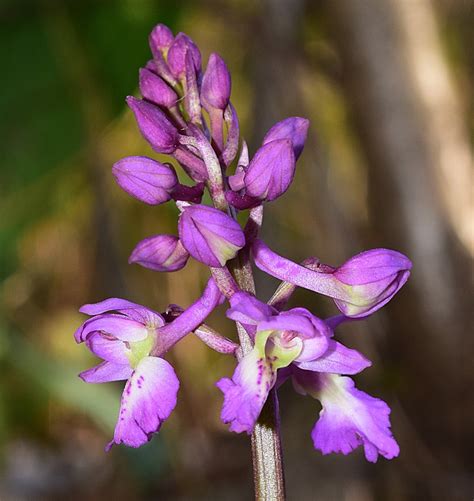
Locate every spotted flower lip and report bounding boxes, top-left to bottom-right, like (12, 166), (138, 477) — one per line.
(112, 156), (178, 205)
(252, 239), (411, 318)
(178, 204), (246, 267)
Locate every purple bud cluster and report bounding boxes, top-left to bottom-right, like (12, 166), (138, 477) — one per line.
(74, 24), (412, 464)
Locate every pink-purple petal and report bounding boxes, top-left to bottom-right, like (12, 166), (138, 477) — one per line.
(293, 371), (399, 462)
(110, 356), (179, 449)
(296, 340), (371, 375)
(216, 350), (276, 434)
(79, 361), (133, 383)
(75, 315), (149, 343)
(85, 332), (130, 365)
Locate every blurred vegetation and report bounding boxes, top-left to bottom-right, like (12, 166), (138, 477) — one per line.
(0, 0), (472, 500)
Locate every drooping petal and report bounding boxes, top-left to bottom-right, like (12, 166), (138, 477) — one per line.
(178, 204), (245, 267)
(112, 156), (177, 205)
(296, 340), (371, 375)
(109, 356), (179, 449)
(79, 361), (133, 383)
(74, 315), (149, 343)
(216, 348), (277, 434)
(85, 332), (130, 364)
(292, 370), (399, 462)
(262, 117), (310, 160)
(129, 234), (189, 272)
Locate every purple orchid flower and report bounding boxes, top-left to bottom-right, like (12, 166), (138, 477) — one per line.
(75, 278), (223, 449)
(252, 239), (412, 318)
(216, 292), (371, 434)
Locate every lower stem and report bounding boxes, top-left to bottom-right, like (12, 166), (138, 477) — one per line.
(251, 390), (286, 500)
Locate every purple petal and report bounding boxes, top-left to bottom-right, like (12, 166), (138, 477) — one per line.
(78, 299), (164, 329)
(178, 204), (245, 267)
(296, 340), (371, 375)
(226, 292), (276, 325)
(167, 33), (201, 79)
(216, 350), (276, 434)
(112, 156), (177, 205)
(334, 248), (412, 286)
(109, 356), (179, 449)
(139, 68), (178, 109)
(85, 332), (130, 364)
(201, 53), (231, 111)
(149, 24), (174, 56)
(293, 371), (399, 462)
(74, 315), (148, 343)
(79, 361), (132, 383)
(126, 96), (178, 154)
(129, 234), (189, 272)
(263, 117), (310, 160)
(244, 139), (295, 201)
(80, 298), (147, 316)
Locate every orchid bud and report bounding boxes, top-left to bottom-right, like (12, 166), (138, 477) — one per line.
(244, 139), (295, 201)
(201, 53), (231, 111)
(167, 33), (201, 79)
(126, 96), (178, 154)
(112, 156), (177, 205)
(332, 249), (412, 318)
(263, 117), (310, 160)
(139, 68), (178, 108)
(129, 234), (189, 272)
(149, 24), (174, 58)
(178, 204), (245, 267)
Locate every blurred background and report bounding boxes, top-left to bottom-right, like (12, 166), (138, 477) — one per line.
(0, 0), (472, 499)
